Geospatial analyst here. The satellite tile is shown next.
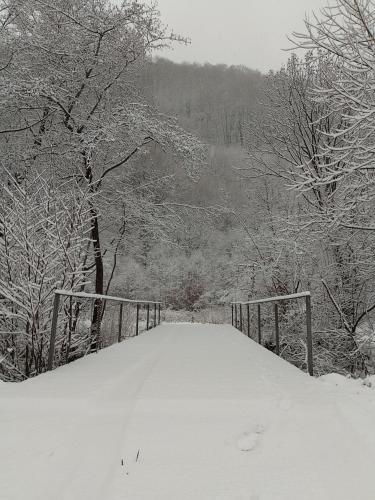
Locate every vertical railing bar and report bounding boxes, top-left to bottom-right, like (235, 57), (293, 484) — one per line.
(118, 303), (123, 343)
(274, 303), (280, 355)
(234, 304), (238, 329)
(158, 304), (161, 325)
(65, 295), (73, 364)
(231, 304), (234, 326)
(154, 303), (157, 328)
(247, 304), (250, 338)
(146, 304), (150, 331)
(257, 304), (262, 344)
(239, 304), (243, 332)
(47, 292), (61, 371)
(136, 303), (140, 336)
(99, 299), (105, 350)
(306, 295), (313, 376)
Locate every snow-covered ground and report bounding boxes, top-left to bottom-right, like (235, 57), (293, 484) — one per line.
(2, 324), (375, 500)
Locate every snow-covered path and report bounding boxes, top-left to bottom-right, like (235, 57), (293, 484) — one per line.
(2, 323), (375, 500)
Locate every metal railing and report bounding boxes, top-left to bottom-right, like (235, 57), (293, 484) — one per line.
(231, 292), (313, 376)
(47, 290), (162, 371)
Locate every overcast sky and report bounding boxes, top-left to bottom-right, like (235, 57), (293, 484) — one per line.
(151, 0), (328, 73)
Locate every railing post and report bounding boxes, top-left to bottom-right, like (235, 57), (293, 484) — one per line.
(146, 304), (150, 331)
(239, 304), (243, 332)
(274, 303), (280, 355)
(118, 303), (123, 343)
(158, 304), (161, 325)
(91, 298), (103, 353)
(47, 292), (61, 371)
(257, 304), (262, 344)
(136, 303), (140, 336)
(231, 304), (234, 326)
(306, 295), (313, 376)
(247, 304), (250, 338)
(154, 303), (157, 328)
(234, 304), (238, 329)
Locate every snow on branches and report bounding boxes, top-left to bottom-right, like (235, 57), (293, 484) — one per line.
(291, 0), (375, 205)
(0, 171), (92, 380)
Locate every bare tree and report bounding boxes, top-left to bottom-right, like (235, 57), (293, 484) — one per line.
(291, 0), (375, 228)
(0, 171), (92, 379)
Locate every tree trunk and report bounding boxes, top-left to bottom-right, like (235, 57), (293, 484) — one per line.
(90, 205), (104, 351)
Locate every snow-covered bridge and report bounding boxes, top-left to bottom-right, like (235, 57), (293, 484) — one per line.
(2, 323), (375, 500)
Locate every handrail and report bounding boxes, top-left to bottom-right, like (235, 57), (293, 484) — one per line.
(232, 291), (310, 305)
(55, 289), (162, 305)
(231, 291), (313, 376)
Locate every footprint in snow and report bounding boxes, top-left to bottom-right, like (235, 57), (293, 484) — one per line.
(237, 425), (265, 452)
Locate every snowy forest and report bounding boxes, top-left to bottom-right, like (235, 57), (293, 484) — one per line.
(2, 0), (375, 381)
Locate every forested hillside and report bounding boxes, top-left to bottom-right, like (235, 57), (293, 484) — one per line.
(145, 58), (263, 145)
(109, 59), (266, 312)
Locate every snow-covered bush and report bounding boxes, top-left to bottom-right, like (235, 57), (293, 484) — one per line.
(0, 171), (91, 380)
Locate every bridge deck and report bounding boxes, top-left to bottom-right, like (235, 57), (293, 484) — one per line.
(1, 323), (375, 500)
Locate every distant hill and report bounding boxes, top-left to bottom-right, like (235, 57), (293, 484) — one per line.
(143, 58), (264, 146)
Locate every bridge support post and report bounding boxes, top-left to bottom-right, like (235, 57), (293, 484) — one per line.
(257, 304), (262, 344)
(136, 304), (140, 336)
(274, 303), (280, 355)
(306, 295), (313, 376)
(118, 304), (123, 342)
(247, 304), (250, 337)
(47, 292), (61, 371)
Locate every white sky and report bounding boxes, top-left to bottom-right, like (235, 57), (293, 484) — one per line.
(151, 0), (328, 73)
